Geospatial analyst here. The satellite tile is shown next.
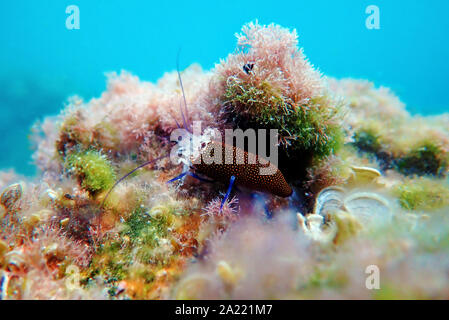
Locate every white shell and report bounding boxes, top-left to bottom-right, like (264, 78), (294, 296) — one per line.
(350, 166), (381, 183)
(314, 186), (345, 217)
(305, 185), (393, 243)
(344, 192), (392, 225)
(1, 182), (24, 211)
(297, 213), (337, 243)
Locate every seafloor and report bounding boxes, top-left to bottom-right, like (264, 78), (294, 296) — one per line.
(1, 22), (449, 299)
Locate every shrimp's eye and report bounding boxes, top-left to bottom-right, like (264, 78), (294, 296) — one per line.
(201, 142), (206, 149)
(243, 63), (254, 74)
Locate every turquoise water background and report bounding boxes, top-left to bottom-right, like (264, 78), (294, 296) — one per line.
(0, 0), (448, 175)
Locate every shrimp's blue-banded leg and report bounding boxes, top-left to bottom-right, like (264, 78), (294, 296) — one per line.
(167, 171), (214, 184)
(220, 175), (236, 212)
(251, 193), (272, 219)
(167, 171), (189, 184)
(188, 172), (214, 183)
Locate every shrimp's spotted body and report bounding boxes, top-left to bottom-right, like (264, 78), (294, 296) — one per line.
(193, 140), (292, 198)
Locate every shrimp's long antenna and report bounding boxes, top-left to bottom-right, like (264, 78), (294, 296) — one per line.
(169, 111), (181, 129)
(100, 154), (169, 208)
(176, 49), (192, 133)
(179, 99), (190, 133)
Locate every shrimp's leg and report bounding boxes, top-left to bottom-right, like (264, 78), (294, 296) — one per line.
(167, 171), (214, 184)
(189, 172), (214, 183)
(251, 193), (272, 219)
(220, 175), (236, 212)
(167, 171), (189, 183)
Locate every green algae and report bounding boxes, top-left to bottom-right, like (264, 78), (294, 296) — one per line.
(90, 206), (175, 284)
(353, 128), (382, 154)
(222, 78), (344, 160)
(64, 150), (116, 196)
(122, 206), (171, 248)
(397, 142), (448, 177)
(393, 177), (449, 211)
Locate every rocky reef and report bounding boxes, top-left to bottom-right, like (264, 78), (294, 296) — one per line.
(1, 22), (449, 300)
